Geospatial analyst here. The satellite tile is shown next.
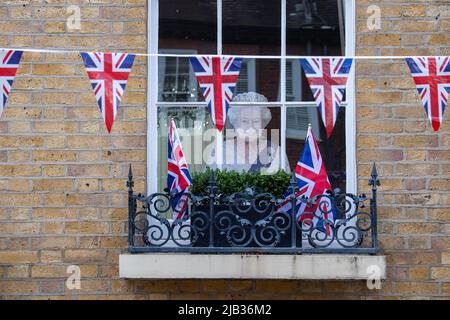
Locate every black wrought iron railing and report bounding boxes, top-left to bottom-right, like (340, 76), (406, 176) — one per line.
(127, 164), (380, 254)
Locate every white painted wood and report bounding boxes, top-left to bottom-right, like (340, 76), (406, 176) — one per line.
(120, 253), (386, 280)
(215, 0), (224, 169)
(345, 0), (357, 194)
(147, 0), (159, 194)
(280, 0), (287, 171)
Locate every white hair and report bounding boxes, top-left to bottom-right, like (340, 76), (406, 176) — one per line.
(228, 92), (272, 128)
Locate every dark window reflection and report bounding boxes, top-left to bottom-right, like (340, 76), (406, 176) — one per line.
(286, 106), (346, 190)
(287, 0), (344, 56)
(235, 59), (280, 102)
(157, 57), (281, 103)
(223, 0), (281, 55)
(159, 0), (217, 54)
(158, 57), (199, 102)
(286, 0), (344, 102)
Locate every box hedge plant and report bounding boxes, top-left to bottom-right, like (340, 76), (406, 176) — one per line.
(190, 167), (292, 198)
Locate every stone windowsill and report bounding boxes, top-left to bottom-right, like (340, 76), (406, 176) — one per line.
(119, 253), (386, 280)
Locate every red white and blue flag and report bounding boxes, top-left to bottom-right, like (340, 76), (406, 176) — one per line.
(405, 56), (450, 132)
(190, 56), (242, 132)
(168, 119), (193, 220)
(299, 58), (353, 138)
(277, 126), (335, 236)
(0, 50), (23, 118)
(80, 52), (135, 133)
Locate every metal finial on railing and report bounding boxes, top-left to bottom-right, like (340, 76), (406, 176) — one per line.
(206, 170), (219, 197)
(127, 164), (136, 247)
(127, 164), (134, 193)
(368, 162), (379, 251)
(288, 172), (299, 196)
(209, 170), (216, 185)
(368, 162), (380, 190)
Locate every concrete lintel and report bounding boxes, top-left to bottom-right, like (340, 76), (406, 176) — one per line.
(119, 253), (386, 280)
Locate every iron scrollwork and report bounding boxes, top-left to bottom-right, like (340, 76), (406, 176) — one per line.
(127, 163), (380, 254)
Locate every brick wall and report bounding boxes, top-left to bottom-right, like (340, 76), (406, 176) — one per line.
(0, 0), (449, 300)
(354, 0), (449, 299)
(0, 0), (148, 299)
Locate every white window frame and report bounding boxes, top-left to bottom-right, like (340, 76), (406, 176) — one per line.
(147, 0), (357, 195)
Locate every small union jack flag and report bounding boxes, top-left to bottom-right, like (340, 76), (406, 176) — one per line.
(80, 52), (135, 133)
(190, 56), (242, 132)
(277, 126), (335, 236)
(299, 58), (353, 138)
(405, 56), (450, 132)
(168, 119), (193, 220)
(0, 50), (23, 118)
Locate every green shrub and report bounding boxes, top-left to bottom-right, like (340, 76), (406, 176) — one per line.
(190, 168), (292, 198)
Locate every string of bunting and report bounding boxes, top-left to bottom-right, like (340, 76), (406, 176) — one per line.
(0, 47), (448, 135)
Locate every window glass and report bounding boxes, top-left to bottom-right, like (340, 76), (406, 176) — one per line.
(158, 57), (281, 102)
(158, 56), (199, 102)
(157, 106), (214, 193)
(286, 0), (344, 56)
(286, 58), (314, 102)
(155, 0), (350, 194)
(223, 0), (281, 56)
(159, 0), (217, 54)
(217, 106), (285, 174)
(286, 106), (346, 190)
(235, 59), (280, 102)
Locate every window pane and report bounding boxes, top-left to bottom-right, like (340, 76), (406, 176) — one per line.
(287, 0), (344, 56)
(217, 106), (286, 174)
(286, 106), (346, 190)
(159, 0), (217, 54)
(286, 58), (314, 102)
(235, 59), (281, 102)
(158, 57), (200, 102)
(157, 106), (215, 193)
(158, 57), (281, 102)
(223, 0), (281, 55)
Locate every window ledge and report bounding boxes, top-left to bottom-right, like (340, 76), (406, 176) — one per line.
(119, 253), (386, 280)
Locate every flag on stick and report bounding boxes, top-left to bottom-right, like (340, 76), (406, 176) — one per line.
(167, 119), (193, 220)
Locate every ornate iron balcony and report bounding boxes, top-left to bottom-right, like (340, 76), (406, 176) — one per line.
(127, 164), (380, 254)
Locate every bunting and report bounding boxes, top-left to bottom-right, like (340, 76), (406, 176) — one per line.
(0, 50), (23, 118)
(190, 56), (242, 132)
(405, 56), (450, 132)
(80, 52), (135, 133)
(299, 57), (353, 138)
(0, 46), (446, 138)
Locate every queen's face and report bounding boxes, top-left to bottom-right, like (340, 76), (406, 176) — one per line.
(235, 108), (264, 133)
(232, 108), (266, 143)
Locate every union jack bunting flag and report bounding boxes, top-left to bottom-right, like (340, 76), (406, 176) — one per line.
(80, 52), (135, 133)
(190, 56), (242, 132)
(299, 58), (353, 138)
(277, 126), (335, 236)
(168, 119), (193, 220)
(405, 56), (450, 132)
(0, 50), (23, 118)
